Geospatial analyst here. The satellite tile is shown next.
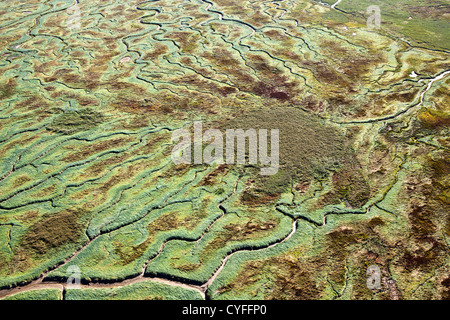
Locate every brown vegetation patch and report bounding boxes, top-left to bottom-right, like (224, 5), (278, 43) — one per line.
(418, 108), (450, 129)
(203, 219), (278, 258)
(0, 78), (17, 100)
(319, 158), (371, 208)
(143, 43), (169, 59)
(62, 137), (132, 162)
(223, 106), (350, 206)
(21, 209), (86, 256)
(198, 165), (228, 186)
(217, 255), (321, 299)
(407, 5), (449, 19)
(12, 175), (32, 188)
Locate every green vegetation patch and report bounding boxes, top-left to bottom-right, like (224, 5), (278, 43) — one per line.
(1, 288), (62, 300)
(65, 281), (203, 300)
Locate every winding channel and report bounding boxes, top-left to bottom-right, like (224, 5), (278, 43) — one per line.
(0, 175), (302, 300)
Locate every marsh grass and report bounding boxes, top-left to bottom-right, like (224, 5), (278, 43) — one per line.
(46, 108), (104, 135)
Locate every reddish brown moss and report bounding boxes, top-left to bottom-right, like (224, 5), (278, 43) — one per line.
(198, 165), (228, 186)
